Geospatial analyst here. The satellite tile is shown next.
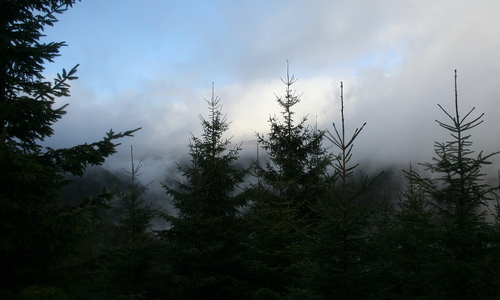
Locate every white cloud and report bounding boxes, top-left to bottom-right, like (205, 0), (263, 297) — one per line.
(40, 0), (500, 180)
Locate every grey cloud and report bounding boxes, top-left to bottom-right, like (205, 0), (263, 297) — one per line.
(41, 0), (500, 186)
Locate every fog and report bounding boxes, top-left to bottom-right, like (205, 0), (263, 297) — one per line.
(39, 0), (500, 195)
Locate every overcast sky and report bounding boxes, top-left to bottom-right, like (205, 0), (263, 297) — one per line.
(41, 0), (500, 182)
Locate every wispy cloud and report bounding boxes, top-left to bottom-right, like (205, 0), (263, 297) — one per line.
(40, 0), (500, 182)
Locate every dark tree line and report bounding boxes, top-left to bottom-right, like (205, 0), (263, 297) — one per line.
(2, 2), (500, 299)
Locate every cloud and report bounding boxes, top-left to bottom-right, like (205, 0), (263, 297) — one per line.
(40, 0), (500, 185)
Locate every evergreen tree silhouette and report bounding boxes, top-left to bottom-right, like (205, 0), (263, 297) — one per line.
(160, 85), (247, 299)
(0, 1), (139, 297)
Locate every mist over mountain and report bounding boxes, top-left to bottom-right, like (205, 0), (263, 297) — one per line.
(37, 0), (500, 182)
(6, 1), (500, 298)
(62, 145), (411, 212)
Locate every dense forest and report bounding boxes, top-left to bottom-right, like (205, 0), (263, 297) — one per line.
(2, 1), (500, 299)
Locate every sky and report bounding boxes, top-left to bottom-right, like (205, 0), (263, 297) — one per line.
(40, 0), (500, 184)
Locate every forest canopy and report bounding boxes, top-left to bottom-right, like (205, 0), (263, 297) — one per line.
(1, 1), (500, 299)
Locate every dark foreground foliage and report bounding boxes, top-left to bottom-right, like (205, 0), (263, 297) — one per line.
(2, 2), (500, 299)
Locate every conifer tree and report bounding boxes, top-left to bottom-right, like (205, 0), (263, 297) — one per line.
(0, 1), (139, 297)
(243, 180), (305, 299)
(382, 164), (441, 298)
(100, 146), (159, 298)
(256, 63), (329, 216)
(409, 70), (500, 299)
(116, 146), (155, 242)
(160, 86), (247, 300)
(244, 65), (330, 299)
(302, 82), (383, 299)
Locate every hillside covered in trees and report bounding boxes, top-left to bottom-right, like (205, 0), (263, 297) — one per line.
(2, 1), (500, 299)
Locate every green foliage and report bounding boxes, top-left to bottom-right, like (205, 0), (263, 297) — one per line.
(381, 165), (441, 298)
(116, 146), (156, 242)
(0, 1), (139, 296)
(243, 65), (331, 298)
(303, 82), (384, 299)
(21, 285), (69, 300)
(1, 0), (80, 150)
(4, 7), (500, 297)
(243, 185), (306, 299)
(402, 71), (500, 299)
(160, 86), (247, 299)
(256, 63), (330, 215)
(76, 146), (161, 299)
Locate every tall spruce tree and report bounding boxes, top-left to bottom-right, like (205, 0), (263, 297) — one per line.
(160, 86), (247, 300)
(243, 65), (330, 299)
(301, 82), (383, 299)
(0, 1), (139, 297)
(408, 70), (500, 299)
(256, 64), (329, 217)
